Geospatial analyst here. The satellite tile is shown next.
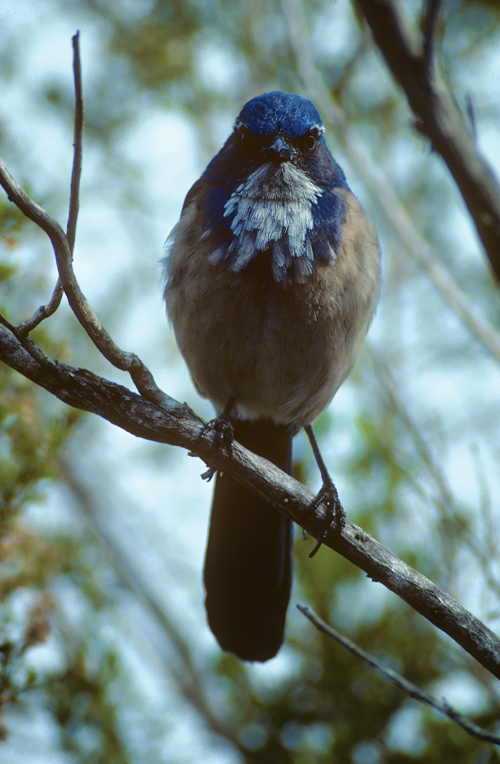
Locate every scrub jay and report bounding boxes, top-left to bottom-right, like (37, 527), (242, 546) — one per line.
(164, 91), (380, 662)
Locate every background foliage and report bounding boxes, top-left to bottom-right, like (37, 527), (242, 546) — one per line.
(1, 0), (500, 761)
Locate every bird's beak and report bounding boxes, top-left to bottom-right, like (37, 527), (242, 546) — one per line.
(263, 135), (296, 162)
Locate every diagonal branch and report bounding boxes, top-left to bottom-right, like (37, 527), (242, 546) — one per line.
(298, 605), (500, 747)
(355, 0), (500, 281)
(2, 326), (500, 681)
(0, 34), (163, 403)
(0, 156), (162, 402)
(281, 0), (500, 363)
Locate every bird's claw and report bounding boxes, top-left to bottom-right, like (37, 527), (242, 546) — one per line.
(307, 481), (345, 558)
(190, 413), (234, 482)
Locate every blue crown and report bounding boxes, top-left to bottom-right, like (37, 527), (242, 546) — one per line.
(236, 92), (323, 138)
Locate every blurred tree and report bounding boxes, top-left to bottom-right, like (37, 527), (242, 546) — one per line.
(1, 0), (500, 762)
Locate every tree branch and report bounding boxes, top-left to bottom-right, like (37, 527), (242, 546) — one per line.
(298, 605), (500, 747)
(355, 0), (500, 281)
(16, 32), (82, 337)
(0, 35), (164, 402)
(0, 155), (164, 402)
(2, 326), (500, 681)
(67, 30), (83, 256)
(420, 0), (444, 76)
(281, 0), (500, 363)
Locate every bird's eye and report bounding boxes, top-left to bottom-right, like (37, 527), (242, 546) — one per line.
(303, 132), (317, 151)
(240, 129), (248, 142)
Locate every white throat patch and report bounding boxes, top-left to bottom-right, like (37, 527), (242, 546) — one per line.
(211, 162), (324, 281)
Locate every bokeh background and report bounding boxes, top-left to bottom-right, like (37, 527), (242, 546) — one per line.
(1, 1), (500, 761)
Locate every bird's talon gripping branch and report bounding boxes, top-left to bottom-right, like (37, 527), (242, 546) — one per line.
(307, 481), (346, 558)
(194, 412), (234, 481)
(304, 425), (346, 556)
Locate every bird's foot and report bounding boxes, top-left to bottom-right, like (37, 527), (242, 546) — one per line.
(306, 479), (345, 558)
(190, 412), (234, 482)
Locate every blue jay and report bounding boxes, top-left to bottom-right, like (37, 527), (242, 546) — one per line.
(164, 91), (380, 662)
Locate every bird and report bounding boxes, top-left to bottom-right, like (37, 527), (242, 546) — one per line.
(163, 91), (380, 662)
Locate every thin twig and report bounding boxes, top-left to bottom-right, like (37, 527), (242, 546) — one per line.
(67, 30), (83, 255)
(15, 31), (84, 338)
(0, 158), (163, 402)
(16, 280), (64, 336)
(0, 312), (16, 333)
(1, 307), (61, 367)
(0, 36), (163, 401)
(298, 604), (500, 747)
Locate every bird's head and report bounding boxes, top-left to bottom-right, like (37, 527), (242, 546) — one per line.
(200, 92), (348, 282)
(234, 91), (325, 167)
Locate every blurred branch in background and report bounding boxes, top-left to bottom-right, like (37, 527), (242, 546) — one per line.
(282, 0), (500, 362)
(57, 458), (247, 755)
(355, 0), (500, 281)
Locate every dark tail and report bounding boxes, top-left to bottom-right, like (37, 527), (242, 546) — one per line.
(203, 420), (293, 662)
